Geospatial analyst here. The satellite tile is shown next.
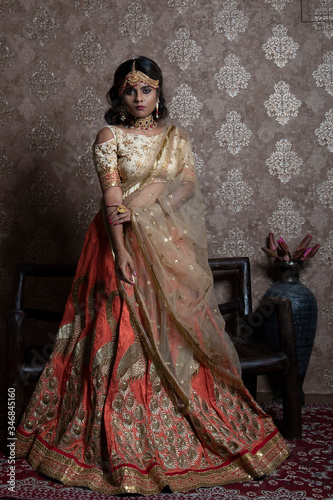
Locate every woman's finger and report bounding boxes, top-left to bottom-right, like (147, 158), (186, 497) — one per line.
(107, 208), (120, 221)
(117, 262), (135, 285)
(107, 207), (130, 225)
(112, 212), (131, 225)
(126, 256), (136, 280)
(118, 274), (133, 285)
(119, 272), (134, 285)
(116, 267), (132, 284)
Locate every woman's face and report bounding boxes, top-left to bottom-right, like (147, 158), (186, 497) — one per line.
(122, 82), (157, 118)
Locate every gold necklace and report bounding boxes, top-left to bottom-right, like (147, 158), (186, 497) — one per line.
(127, 114), (157, 132)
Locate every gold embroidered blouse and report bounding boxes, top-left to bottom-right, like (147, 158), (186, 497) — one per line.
(92, 125), (195, 193)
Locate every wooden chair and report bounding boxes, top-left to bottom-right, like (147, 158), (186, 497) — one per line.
(209, 257), (302, 439)
(6, 263), (77, 427)
(6, 258), (302, 438)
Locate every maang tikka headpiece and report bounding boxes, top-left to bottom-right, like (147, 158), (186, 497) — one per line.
(119, 60), (159, 95)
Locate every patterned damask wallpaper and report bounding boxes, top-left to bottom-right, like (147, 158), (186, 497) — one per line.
(1, 0), (332, 394)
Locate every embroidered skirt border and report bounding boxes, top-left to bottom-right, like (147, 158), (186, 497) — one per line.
(15, 429), (289, 496)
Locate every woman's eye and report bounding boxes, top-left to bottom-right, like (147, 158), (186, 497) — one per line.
(143, 87), (152, 94)
(125, 88), (134, 95)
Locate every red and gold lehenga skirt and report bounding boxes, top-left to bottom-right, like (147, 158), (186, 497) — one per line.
(16, 212), (289, 495)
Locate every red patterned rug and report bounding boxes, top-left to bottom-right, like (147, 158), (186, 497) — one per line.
(0, 403), (332, 500)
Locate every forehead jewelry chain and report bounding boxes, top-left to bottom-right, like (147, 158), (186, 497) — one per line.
(119, 60), (159, 96)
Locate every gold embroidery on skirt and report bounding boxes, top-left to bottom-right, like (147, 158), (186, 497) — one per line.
(20, 361), (59, 436)
(92, 342), (115, 377)
(119, 279), (189, 413)
(73, 334), (94, 367)
(106, 289), (120, 331)
(91, 287), (121, 382)
(88, 280), (106, 320)
(73, 275), (89, 316)
(117, 342), (147, 381)
(17, 417), (289, 495)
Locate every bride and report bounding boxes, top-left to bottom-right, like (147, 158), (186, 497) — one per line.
(15, 56), (289, 496)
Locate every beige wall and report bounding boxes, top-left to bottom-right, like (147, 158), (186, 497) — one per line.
(1, 0), (332, 394)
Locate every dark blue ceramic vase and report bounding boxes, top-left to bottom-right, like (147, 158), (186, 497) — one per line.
(263, 261), (318, 405)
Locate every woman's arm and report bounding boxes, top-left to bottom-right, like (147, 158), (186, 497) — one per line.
(103, 187), (136, 286)
(95, 128), (136, 285)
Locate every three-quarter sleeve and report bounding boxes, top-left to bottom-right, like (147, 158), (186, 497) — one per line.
(93, 138), (121, 191)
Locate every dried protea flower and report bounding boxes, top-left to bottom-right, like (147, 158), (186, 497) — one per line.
(262, 234), (320, 263)
(276, 237), (291, 261)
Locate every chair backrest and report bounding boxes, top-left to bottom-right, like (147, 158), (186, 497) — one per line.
(13, 263), (77, 320)
(208, 257), (252, 317)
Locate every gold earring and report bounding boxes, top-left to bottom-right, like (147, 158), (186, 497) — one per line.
(120, 106), (126, 121)
(156, 98), (159, 119)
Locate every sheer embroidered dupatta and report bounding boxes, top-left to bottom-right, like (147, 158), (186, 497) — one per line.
(107, 126), (241, 412)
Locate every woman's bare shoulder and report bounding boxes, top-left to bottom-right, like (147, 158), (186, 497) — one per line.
(94, 126), (115, 145)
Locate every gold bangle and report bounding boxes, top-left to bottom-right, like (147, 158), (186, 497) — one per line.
(117, 205), (126, 214)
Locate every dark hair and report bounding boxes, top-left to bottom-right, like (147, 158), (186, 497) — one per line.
(104, 56), (168, 125)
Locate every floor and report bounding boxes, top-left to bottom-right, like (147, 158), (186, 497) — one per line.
(257, 392), (333, 403)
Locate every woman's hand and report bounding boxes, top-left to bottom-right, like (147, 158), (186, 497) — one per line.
(106, 202), (131, 226)
(115, 247), (136, 286)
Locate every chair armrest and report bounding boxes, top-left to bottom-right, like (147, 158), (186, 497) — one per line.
(264, 297), (299, 369)
(244, 297), (299, 371)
